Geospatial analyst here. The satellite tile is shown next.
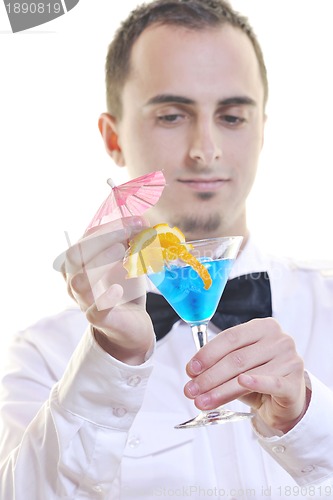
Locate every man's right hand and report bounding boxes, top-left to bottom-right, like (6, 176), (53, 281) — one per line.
(63, 217), (155, 365)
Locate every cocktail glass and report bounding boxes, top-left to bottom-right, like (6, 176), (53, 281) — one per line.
(148, 236), (254, 429)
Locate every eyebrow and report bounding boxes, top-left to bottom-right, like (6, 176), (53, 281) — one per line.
(219, 96), (256, 107)
(145, 94), (195, 106)
(144, 94), (257, 107)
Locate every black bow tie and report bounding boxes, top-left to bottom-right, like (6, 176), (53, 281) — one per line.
(146, 272), (272, 341)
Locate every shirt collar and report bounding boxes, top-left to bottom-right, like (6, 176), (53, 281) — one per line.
(228, 235), (270, 279)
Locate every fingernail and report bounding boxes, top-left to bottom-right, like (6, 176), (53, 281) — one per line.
(123, 216), (147, 228)
(187, 381), (199, 397)
(107, 283), (123, 299)
(189, 359), (202, 375)
(197, 394), (211, 409)
(71, 273), (84, 292)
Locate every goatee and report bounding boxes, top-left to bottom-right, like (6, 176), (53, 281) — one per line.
(172, 213), (221, 235)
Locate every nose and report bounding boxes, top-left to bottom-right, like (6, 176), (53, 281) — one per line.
(189, 119), (222, 166)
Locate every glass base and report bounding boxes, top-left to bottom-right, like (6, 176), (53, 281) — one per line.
(174, 407), (254, 429)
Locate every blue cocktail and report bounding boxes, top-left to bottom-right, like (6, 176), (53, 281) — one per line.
(148, 236), (254, 428)
(149, 258), (234, 325)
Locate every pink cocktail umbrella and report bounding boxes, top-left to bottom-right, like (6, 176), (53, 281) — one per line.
(86, 170), (166, 231)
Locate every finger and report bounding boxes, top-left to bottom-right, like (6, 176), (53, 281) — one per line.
(68, 272), (95, 310)
(186, 361), (282, 407)
(187, 355), (303, 411)
(66, 216), (149, 274)
(85, 284), (125, 324)
(54, 216), (148, 274)
(239, 372), (307, 430)
(186, 319), (268, 377)
(186, 330), (293, 397)
(86, 242), (126, 271)
(238, 365), (304, 407)
(185, 368), (251, 409)
(65, 228), (131, 275)
(86, 259), (146, 311)
(84, 216), (148, 238)
(238, 373), (284, 399)
(54, 228), (128, 274)
(85, 286), (148, 336)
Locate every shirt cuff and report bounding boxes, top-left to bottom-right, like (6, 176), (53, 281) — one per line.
(56, 327), (154, 429)
(254, 372), (333, 485)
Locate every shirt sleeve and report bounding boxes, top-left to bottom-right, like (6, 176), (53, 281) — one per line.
(0, 326), (154, 499)
(253, 371), (333, 486)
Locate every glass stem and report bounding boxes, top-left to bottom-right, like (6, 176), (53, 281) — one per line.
(191, 322), (208, 351)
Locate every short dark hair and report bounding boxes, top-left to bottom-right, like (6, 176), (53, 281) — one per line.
(105, 0), (268, 118)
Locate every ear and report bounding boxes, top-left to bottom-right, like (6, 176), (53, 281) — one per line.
(98, 113), (125, 166)
(261, 113), (267, 150)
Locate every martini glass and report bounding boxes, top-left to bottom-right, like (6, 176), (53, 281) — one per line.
(148, 236), (254, 429)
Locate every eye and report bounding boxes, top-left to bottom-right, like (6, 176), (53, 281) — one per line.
(220, 115), (246, 126)
(217, 105), (249, 128)
(157, 114), (184, 124)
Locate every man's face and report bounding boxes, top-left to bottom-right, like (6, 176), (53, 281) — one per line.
(114, 24), (266, 240)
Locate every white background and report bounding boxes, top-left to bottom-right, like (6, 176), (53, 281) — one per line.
(0, 0), (332, 366)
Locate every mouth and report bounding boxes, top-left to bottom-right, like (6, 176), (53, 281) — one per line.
(177, 178), (230, 192)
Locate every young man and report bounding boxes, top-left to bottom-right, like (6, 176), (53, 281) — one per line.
(1, 1), (333, 498)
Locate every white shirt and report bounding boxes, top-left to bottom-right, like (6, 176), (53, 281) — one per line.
(1, 238), (333, 499)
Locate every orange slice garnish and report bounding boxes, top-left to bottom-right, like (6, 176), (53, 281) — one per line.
(123, 223), (212, 289)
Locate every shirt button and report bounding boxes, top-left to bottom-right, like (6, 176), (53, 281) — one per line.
(113, 407), (127, 418)
(127, 375), (142, 387)
(272, 445), (286, 454)
(127, 435), (141, 448)
(301, 465), (315, 474)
